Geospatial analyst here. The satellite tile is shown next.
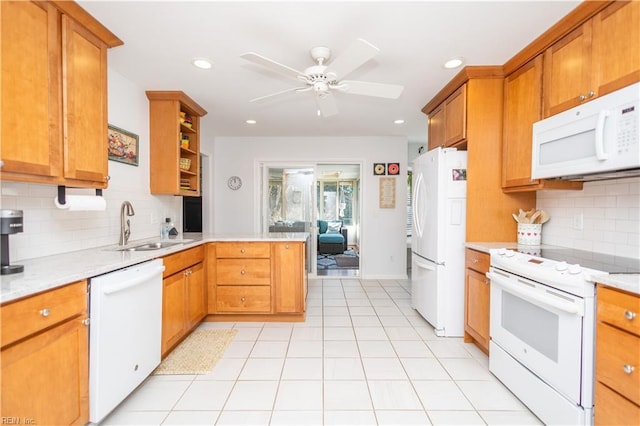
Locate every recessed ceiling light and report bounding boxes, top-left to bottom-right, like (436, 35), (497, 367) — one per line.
(245, 119), (256, 124)
(191, 57), (212, 69)
(393, 119), (405, 125)
(444, 57), (464, 69)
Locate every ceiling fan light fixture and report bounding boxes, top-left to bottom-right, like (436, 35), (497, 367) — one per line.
(191, 57), (213, 69)
(443, 57), (464, 69)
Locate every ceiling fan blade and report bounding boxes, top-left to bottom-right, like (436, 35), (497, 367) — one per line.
(241, 52), (306, 80)
(249, 86), (310, 103)
(337, 80), (404, 99)
(316, 93), (338, 118)
(327, 38), (380, 79)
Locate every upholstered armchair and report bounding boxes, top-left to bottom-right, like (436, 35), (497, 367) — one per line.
(317, 220), (347, 254)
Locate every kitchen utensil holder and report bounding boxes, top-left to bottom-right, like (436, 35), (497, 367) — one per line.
(517, 223), (542, 246)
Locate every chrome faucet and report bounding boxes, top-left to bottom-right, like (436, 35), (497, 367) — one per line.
(119, 201), (135, 246)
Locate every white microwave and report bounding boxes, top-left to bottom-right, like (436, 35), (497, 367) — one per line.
(532, 83), (640, 181)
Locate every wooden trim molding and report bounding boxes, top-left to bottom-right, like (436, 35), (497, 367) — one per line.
(421, 66), (504, 115)
(50, 1), (123, 47)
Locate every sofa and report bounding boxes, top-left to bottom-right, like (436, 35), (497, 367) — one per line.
(317, 220), (347, 255)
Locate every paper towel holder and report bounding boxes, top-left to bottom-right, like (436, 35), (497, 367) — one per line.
(57, 185), (103, 206)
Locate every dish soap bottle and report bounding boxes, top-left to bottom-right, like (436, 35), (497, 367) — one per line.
(160, 218), (172, 239)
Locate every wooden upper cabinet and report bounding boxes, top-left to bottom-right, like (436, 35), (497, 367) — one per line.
(1, 1), (61, 180)
(62, 15), (109, 184)
(427, 103), (445, 151)
(0, 0), (121, 188)
(543, 1), (639, 117)
(426, 85), (467, 150)
(147, 91), (207, 196)
(443, 85), (467, 146)
(502, 56), (582, 192)
(591, 0), (640, 97)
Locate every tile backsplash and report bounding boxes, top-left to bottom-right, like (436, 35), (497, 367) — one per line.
(537, 176), (639, 258)
(0, 181), (181, 262)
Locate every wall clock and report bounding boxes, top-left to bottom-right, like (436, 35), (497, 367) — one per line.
(227, 175), (242, 190)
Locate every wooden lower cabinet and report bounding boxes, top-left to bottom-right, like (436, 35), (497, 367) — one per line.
(0, 281), (89, 425)
(161, 246), (206, 357)
(208, 241), (307, 320)
(595, 285), (640, 425)
(464, 249), (490, 354)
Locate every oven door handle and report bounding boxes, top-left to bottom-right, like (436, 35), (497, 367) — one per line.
(486, 271), (584, 316)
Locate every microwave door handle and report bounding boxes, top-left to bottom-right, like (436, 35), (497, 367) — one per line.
(595, 109), (610, 161)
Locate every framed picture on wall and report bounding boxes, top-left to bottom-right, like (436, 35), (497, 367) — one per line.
(108, 124), (139, 166)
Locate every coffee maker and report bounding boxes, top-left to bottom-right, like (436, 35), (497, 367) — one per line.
(1, 209), (24, 275)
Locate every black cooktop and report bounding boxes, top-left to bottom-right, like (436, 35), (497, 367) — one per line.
(508, 246), (640, 274)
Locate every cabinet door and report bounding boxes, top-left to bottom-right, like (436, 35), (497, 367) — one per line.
(161, 272), (186, 356)
(1, 318), (88, 425)
(543, 22), (592, 117)
(502, 56), (543, 189)
(62, 15), (109, 186)
(465, 268), (490, 352)
(427, 103), (445, 151)
(1, 1), (61, 179)
(591, 1), (640, 97)
(595, 381), (640, 426)
(185, 262), (206, 330)
(273, 242), (304, 313)
(444, 84), (467, 146)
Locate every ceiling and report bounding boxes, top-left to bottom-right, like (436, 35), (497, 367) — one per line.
(78, 1), (580, 145)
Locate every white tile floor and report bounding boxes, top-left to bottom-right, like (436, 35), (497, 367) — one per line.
(101, 278), (542, 425)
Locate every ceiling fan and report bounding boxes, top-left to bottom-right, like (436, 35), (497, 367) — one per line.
(240, 38), (404, 118)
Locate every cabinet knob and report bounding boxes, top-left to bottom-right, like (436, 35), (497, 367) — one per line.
(240, 269), (246, 275)
(285, 244), (289, 249)
(39, 308), (50, 317)
(484, 279), (489, 285)
(579, 94), (586, 101)
(624, 310), (636, 321)
(587, 91), (595, 98)
(623, 365), (635, 375)
(472, 258), (478, 263)
(82, 318), (91, 326)
(240, 248), (245, 254)
(240, 297), (246, 302)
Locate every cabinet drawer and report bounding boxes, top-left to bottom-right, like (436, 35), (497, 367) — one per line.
(598, 286), (640, 336)
(465, 249), (489, 273)
(595, 381), (640, 425)
(216, 286), (271, 313)
(216, 242), (270, 258)
(1, 281), (86, 347)
(216, 259), (271, 285)
(596, 322), (640, 405)
(163, 245), (204, 277)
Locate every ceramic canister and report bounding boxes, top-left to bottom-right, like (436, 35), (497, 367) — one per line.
(517, 223), (542, 246)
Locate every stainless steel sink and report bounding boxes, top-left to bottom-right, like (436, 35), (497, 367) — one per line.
(111, 240), (190, 252)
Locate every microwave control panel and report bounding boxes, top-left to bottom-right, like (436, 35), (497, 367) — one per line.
(617, 103), (638, 153)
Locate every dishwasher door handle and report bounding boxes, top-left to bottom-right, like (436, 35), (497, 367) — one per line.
(102, 265), (165, 296)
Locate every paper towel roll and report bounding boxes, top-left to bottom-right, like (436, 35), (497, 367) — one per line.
(55, 195), (107, 211)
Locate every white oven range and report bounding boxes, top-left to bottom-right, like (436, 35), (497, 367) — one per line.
(487, 247), (611, 425)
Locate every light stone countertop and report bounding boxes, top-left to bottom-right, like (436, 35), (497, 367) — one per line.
(0, 232), (309, 304)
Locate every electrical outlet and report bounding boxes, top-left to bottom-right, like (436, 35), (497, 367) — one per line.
(573, 213), (583, 230)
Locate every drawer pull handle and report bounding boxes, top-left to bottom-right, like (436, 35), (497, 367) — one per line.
(623, 365), (635, 374)
(241, 297), (246, 302)
(40, 308), (50, 317)
(624, 310), (636, 321)
(240, 270), (246, 275)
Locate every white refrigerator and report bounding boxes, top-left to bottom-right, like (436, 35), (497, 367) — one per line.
(411, 147), (467, 337)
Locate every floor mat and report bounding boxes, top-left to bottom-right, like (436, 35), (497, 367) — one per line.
(153, 328), (237, 375)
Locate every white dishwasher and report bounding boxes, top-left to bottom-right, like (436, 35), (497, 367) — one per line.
(89, 259), (164, 423)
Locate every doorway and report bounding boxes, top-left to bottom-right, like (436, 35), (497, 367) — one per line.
(259, 162), (361, 277)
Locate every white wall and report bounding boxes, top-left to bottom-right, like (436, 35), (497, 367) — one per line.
(0, 69), (181, 262)
(208, 136), (409, 279)
(537, 176), (640, 258)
